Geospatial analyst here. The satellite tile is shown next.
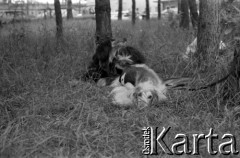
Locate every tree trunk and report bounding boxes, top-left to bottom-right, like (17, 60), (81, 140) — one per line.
(50, 9), (52, 18)
(188, 0), (198, 29)
(26, 0), (29, 15)
(178, 0), (181, 14)
(118, 0), (122, 20)
(179, 0), (189, 29)
(146, 0), (150, 20)
(158, 0), (161, 20)
(95, 0), (112, 44)
(67, 0), (73, 19)
(197, 0), (223, 69)
(132, 0), (136, 25)
(54, 0), (63, 38)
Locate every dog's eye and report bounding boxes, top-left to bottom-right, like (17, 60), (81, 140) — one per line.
(138, 93), (142, 97)
(148, 95), (152, 99)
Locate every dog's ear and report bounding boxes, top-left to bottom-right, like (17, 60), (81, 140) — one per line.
(163, 77), (192, 90)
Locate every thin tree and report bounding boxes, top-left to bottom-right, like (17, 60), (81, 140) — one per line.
(197, 0), (223, 68)
(118, 0), (122, 20)
(188, 0), (198, 28)
(26, 0), (29, 15)
(54, 0), (63, 38)
(179, 0), (189, 29)
(146, 0), (150, 20)
(178, 0), (181, 14)
(132, 0), (136, 25)
(95, 0), (112, 44)
(67, 0), (73, 19)
(158, 0), (161, 20)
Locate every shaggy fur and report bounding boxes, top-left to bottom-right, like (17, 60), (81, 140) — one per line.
(83, 39), (115, 82)
(98, 64), (191, 109)
(83, 38), (146, 82)
(109, 46), (146, 74)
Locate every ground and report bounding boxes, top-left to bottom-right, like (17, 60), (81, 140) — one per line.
(0, 19), (239, 158)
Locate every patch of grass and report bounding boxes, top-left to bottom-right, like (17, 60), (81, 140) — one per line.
(0, 19), (240, 158)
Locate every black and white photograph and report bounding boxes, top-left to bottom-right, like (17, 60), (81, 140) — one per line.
(1, 0), (240, 157)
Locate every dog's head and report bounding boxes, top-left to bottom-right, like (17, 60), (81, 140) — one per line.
(133, 88), (159, 109)
(131, 77), (192, 109)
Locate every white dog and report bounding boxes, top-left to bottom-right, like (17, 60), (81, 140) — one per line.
(98, 64), (191, 109)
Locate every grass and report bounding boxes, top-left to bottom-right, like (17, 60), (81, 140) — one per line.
(0, 18), (240, 158)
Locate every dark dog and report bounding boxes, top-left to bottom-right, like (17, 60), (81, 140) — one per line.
(83, 38), (146, 82)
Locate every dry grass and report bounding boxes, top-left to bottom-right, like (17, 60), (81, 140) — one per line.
(0, 19), (240, 158)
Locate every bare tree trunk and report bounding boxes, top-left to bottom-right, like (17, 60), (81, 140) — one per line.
(95, 0), (112, 44)
(67, 0), (73, 19)
(179, 0), (189, 29)
(197, 0), (223, 69)
(26, 0), (29, 15)
(158, 0), (161, 20)
(188, 0), (198, 29)
(118, 0), (122, 20)
(132, 0), (136, 25)
(50, 9), (52, 18)
(178, 0), (181, 14)
(146, 0), (150, 20)
(54, 0), (63, 38)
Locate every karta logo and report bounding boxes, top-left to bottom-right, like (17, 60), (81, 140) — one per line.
(142, 127), (239, 155)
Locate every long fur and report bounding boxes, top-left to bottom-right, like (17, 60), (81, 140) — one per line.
(100, 64), (169, 108)
(83, 39), (114, 82)
(83, 38), (146, 82)
(109, 83), (135, 106)
(99, 64), (193, 108)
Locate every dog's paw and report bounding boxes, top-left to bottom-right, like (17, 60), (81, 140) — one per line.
(97, 78), (107, 87)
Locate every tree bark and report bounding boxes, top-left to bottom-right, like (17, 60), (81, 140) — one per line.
(178, 0), (181, 14)
(118, 0), (122, 20)
(26, 0), (29, 15)
(188, 0), (198, 28)
(132, 0), (136, 25)
(197, 0), (223, 68)
(54, 0), (63, 38)
(67, 0), (73, 19)
(146, 0), (150, 20)
(158, 0), (161, 20)
(95, 0), (112, 44)
(179, 0), (189, 29)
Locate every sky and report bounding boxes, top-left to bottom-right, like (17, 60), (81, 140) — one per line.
(17, 0), (158, 12)
(6, 0), (162, 13)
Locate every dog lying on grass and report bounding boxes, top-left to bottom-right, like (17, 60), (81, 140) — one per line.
(98, 64), (191, 109)
(83, 38), (146, 82)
